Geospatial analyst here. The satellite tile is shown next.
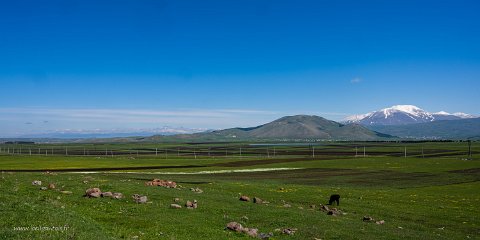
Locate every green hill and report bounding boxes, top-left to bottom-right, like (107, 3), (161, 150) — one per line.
(144, 115), (395, 142)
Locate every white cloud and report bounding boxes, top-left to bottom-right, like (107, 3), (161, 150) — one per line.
(350, 77), (362, 84)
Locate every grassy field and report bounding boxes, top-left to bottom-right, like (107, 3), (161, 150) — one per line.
(0, 142), (479, 239)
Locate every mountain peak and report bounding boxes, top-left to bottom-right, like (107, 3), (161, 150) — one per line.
(385, 105), (422, 113)
(345, 105), (475, 126)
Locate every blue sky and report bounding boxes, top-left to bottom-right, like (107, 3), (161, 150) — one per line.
(1, 0), (479, 137)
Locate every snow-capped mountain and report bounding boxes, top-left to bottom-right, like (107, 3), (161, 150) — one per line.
(344, 105), (476, 126)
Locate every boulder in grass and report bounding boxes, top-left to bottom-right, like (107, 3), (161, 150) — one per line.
(239, 196), (250, 202)
(185, 200), (198, 209)
(60, 190), (73, 195)
(85, 188), (102, 198)
(145, 179), (177, 188)
(112, 192), (124, 199)
(282, 228), (297, 235)
(226, 222), (244, 232)
(132, 194), (148, 204)
(363, 216), (375, 222)
(40, 187), (48, 191)
(32, 180), (42, 186)
(320, 204), (330, 212)
(258, 232), (274, 239)
(101, 192), (113, 198)
(48, 183), (56, 189)
(170, 204), (182, 209)
(376, 220), (385, 225)
(244, 228), (258, 238)
(190, 187), (204, 193)
(253, 197), (263, 204)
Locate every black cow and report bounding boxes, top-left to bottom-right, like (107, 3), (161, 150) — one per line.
(328, 194), (340, 206)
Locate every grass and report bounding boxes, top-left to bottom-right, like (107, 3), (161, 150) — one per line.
(0, 142), (479, 239)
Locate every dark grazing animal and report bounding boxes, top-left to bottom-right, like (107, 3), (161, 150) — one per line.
(328, 194), (340, 206)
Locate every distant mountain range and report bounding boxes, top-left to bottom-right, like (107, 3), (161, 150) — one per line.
(3, 110), (479, 143)
(344, 105), (475, 126)
(17, 127), (208, 139)
(143, 115), (394, 141)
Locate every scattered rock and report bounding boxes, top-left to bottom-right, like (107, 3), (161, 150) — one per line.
(48, 183), (56, 189)
(174, 197), (181, 202)
(376, 220), (385, 225)
(244, 228), (258, 238)
(283, 204), (291, 208)
(60, 190), (72, 195)
(282, 228), (297, 235)
(145, 179), (177, 188)
(32, 180), (42, 186)
(327, 208), (342, 216)
(320, 204), (330, 212)
(363, 216), (375, 222)
(258, 232), (274, 239)
(185, 200), (198, 209)
(327, 210), (337, 216)
(132, 194), (148, 204)
(253, 197), (263, 204)
(101, 192), (113, 198)
(225, 222), (258, 238)
(190, 187), (203, 193)
(85, 188), (102, 198)
(241, 216), (249, 221)
(310, 205), (316, 209)
(112, 192), (124, 199)
(40, 187), (48, 191)
(226, 222), (243, 232)
(170, 203), (182, 209)
(239, 196), (250, 202)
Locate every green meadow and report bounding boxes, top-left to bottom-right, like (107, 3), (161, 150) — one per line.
(0, 142), (478, 239)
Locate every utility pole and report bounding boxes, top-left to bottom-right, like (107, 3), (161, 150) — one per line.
(155, 148), (158, 156)
(239, 147), (242, 158)
(468, 140), (472, 159)
(363, 146), (366, 157)
(267, 148), (270, 158)
(312, 146), (315, 158)
(404, 146), (407, 158)
(355, 147), (358, 157)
